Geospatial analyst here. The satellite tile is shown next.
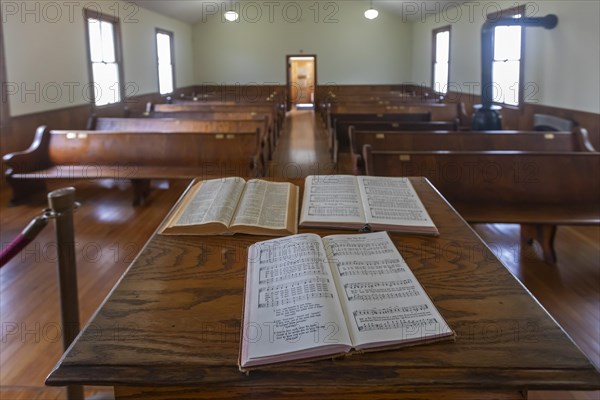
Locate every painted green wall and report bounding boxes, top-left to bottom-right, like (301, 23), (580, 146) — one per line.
(192, 1), (413, 85)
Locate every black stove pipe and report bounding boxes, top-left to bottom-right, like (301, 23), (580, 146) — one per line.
(472, 14), (558, 130)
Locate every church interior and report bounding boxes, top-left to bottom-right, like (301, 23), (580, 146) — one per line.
(0, 1), (599, 399)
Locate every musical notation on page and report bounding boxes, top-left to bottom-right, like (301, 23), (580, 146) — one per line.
(335, 259), (406, 277)
(352, 304), (438, 332)
(258, 276), (334, 308)
(258, 260), (323, 284)
(343, 280), (419, 302)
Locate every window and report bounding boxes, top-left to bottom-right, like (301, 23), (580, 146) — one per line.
(84, 9), (123, 106)
(156, 29), (175, 95)
(432, 26), (451, 94)
(490, 7), (525, 106)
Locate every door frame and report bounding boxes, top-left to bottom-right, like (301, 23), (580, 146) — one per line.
(286, 54), (317, 111)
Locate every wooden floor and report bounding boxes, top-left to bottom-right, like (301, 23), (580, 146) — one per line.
(1, 110), (598, 399)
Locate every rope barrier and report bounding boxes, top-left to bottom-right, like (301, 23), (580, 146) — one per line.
(0, 203), (80, 268)
(1, 188), (84, 400)
(1, 213), (48, 268)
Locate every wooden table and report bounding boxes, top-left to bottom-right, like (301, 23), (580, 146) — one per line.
(46, 178), (600, 399)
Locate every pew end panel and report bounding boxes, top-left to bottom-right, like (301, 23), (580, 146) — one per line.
(3, 126), (53, 205)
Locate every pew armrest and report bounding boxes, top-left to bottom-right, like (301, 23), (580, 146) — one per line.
(3, 126), (52, 176)
(574, 127), (597, 152)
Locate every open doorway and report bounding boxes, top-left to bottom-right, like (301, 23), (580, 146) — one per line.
(286, 55), (317, 111)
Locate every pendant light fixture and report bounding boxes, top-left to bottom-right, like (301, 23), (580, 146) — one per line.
(364, 0), (379, 20)
(224, 0), (239, 22)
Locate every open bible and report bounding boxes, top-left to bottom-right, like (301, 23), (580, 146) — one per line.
(160, 177), (299, 236)
(299, 175), (438, 236)
(239, 231), (454, 370)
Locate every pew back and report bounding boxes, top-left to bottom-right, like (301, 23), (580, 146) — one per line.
(149, 104), (281, 152)
(328, 102), (461, 123)
(90, 116), (263, 132)
(48, 129), (261, 169)
(363, 146), (600, 206)
(328, 113), (434, 162)
(351, 128), (595, 174)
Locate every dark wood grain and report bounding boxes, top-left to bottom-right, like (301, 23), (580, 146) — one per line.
(147, 107), (281, 154)
(3, 123), (266, 205)
(90, 116), (272, 163)
(152, 104), (283, 132)
(115, 386), (527, 400)
(45, 178), (600, 398)
(328, 103), (462, 125)
(363, 149), (600, 263)
(349, 127), (595, 175)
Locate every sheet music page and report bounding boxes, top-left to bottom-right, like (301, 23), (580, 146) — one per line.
(300, 175), (365, 225)
(174, 177), (245, 226)
(244, 234), (352, 362)
(231, 180), (290, 229)
(357, 177), (435, 229)
(323, 232), (451, 349)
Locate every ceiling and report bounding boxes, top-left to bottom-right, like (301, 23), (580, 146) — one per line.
(132, 0), (462, 25)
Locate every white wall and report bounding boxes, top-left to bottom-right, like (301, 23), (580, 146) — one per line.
(3, 0), (194, 116)
(409, 0), (600, 114)
(524, 1), (600, 113)
(192, 1), (412, 85)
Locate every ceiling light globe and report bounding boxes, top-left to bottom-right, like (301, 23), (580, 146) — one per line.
(225, 10), (239, 22)
(364, 8), (379, 19)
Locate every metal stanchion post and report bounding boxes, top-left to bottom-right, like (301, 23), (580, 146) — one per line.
(47, 187), (84, 400)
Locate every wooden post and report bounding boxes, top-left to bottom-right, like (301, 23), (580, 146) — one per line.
(47, 187), (84, 400)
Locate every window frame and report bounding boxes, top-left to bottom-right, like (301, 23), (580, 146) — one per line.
(488, 5), (526, 108)
(431, 25), (451, 95)
(155, 28), (176, 96)
(0, 18), (10, 128)
(83, 8), (125, 107)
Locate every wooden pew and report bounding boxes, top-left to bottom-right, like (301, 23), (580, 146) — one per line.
(143, 111), (277, 158)
(3, 126), (264, 206)
(315, 85), (444, 118)
(329, 113), (431, 150)
(350, 127), (596, 174)
(362, 144), (600, 263)
(170, 87), (284, 105)
(323, 102), (467, 158)
(88, 116), (272, 163)
(160, 100), (285, 131)
(328, 102), (463, 124)
(149, 103), (283, 153)
(330, 117), (457, 163)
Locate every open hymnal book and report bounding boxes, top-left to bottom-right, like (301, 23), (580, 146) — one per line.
(160, 177), (299, 236)
(239, 231), (454, 370)
(299, 175), (438, 236)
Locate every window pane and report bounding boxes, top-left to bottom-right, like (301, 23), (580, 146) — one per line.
(494, 25), (521, 61)
(492, 60), (520, 105)
(92, 63), (106, 105)
(435, 31), (450, 63)
(88, 19), (103, 63)
(104, 63), (120, 104)
(159, 64), (174, 94)
(157, 33), (172, 64)
(101, 21), (116, 63)
(433, 62), (448, 93)
(92, 62), (120, 106)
